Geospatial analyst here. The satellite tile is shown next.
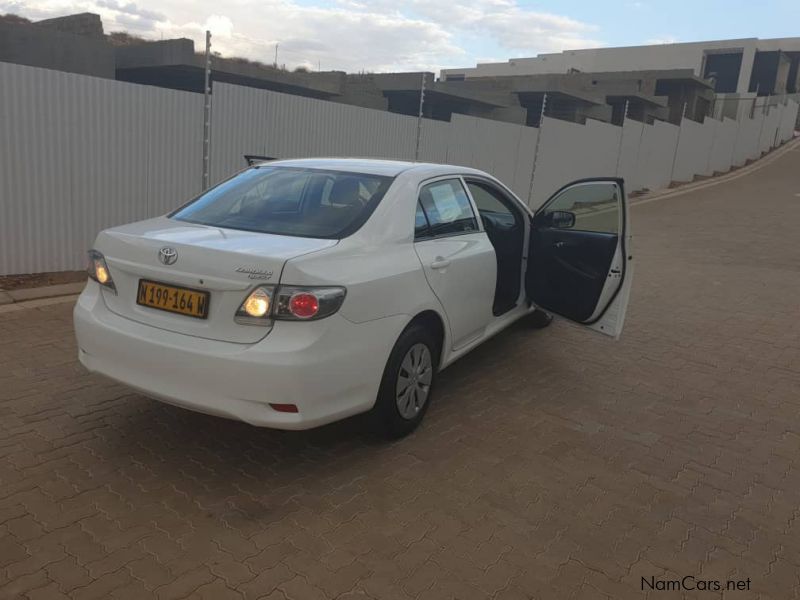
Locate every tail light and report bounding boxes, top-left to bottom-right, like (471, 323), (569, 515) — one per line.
(235, 285), (345, 325)
(274, 286), (346, 321)
(87, 250), (116, 293)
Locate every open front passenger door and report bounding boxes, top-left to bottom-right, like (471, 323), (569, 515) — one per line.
(526, 178), (632, 338)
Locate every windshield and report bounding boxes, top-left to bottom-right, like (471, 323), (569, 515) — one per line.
(172, 166), (394, 239)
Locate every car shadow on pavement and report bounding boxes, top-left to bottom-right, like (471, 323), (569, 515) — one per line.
(85, 315), (577, 515)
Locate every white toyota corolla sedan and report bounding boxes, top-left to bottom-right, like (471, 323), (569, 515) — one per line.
(74, 158), (633, 437)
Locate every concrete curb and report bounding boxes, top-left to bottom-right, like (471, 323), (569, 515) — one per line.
(2, 281), (87, 303)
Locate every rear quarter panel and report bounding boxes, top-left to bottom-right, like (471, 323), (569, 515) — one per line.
(279, 173), (449, 327)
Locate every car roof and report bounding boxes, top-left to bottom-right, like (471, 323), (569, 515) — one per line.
(261, 157), (491, 179)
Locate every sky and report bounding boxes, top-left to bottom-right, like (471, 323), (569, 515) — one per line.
(2, 0), (799, 73)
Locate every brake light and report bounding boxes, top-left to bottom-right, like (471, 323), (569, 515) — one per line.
(274, 286), (346, 321)
(288, 293), (319, 319)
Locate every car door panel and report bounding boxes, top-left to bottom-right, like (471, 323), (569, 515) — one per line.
(526, 178), (632, 338)
(415, 234), (497, 349)
(413, 178), (497, 350)
(530, 228), (618, 322)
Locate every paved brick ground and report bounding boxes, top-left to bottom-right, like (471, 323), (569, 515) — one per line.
(2, 146), (800, 600)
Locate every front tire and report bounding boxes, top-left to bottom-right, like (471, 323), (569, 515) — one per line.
(526, 308), (554, 329)
(370, 323), (438, 439)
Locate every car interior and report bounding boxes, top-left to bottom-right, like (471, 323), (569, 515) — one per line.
(527, 181), (622, 323)
(179, 168), (391, 238)
(465, 179), (526, 317)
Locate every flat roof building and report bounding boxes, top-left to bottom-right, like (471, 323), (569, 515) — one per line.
(441, 37), (800, 97)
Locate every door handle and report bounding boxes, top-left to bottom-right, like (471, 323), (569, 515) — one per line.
(553, 241), (566, 249)
(430, 257), (451, 269)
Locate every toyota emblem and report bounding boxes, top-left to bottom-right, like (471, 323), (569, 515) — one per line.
(158, 247), (178, 265)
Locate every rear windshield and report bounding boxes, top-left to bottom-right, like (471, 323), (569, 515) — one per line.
(171, 166), (394, 239)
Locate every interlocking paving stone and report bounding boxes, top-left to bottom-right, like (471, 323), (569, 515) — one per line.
(2, 148), (800, 599)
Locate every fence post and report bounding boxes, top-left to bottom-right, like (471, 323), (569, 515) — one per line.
(756, 95), (769, 156)
(615, 100), (629, 177)
(414, 72), (426, 161)
(668, 102), (688, 183)
(201, 30), (212, 190)
(774, 96), (785, 147)
(526, 93), (548, 206)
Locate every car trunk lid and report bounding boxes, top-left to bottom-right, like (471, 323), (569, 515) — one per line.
(96, 217), (337, 343)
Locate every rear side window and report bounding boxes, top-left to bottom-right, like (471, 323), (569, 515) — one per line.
(417, 179), (478, 238)
(172, 167), (393, 239)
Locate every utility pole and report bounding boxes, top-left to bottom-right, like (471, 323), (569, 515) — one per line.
(414, 72), (426, 161)
(274, 44), (278, 68)
(201, 30), (212, 191)
(526, 92), (548, 206)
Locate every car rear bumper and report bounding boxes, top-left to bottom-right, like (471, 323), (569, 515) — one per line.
(73, 282), (404, 429)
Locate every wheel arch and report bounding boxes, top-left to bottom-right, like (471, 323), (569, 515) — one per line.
(405, 309), (446, 369)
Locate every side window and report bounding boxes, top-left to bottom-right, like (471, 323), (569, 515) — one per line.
(414, 202), (429, 239)
(467, 181), (513, 216)
(418, 179), (478, 237)
(541, 182), (620, 234)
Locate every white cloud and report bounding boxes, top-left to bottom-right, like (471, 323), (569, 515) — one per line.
(646, 35), (679, 45)
(1, 0), (604, 72)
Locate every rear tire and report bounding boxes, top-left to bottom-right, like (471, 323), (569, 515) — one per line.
(370, 323), (439, 439)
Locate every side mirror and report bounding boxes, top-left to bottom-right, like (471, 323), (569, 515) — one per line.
(547, 210), (575, 229)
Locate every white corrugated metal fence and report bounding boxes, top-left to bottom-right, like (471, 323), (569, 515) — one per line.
(0, 62), (798, 274)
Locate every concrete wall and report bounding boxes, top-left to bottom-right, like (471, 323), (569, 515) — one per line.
(0, 21), (115, 79)
(442, 37), (800, 95)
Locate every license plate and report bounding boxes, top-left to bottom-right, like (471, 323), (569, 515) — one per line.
(136, 280), (210, 319)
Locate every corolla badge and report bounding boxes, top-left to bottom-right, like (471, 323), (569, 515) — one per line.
(158, 247), (178, 265)
(235, 267), (273, 280)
